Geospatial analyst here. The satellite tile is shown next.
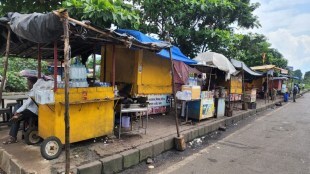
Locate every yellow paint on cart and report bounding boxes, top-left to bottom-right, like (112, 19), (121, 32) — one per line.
(38, 87), (115, 144)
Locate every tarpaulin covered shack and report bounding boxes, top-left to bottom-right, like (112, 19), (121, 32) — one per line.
(0, 11), (191, 159)
(101, 29), (197, 114)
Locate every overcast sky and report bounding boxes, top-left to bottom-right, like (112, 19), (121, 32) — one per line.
(248, 0), (310, 74)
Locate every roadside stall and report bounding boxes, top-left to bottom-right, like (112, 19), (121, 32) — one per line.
(230, 59), (263, 109)
(251, 65), (288, 103)
(101, 29), (196, 116)
(0, 11), (183, 160)
(192, 52), (237, 118)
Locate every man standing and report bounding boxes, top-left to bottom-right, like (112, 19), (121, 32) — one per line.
(293, 84), (298, 102)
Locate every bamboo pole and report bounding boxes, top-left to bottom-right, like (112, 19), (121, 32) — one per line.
(0, 28), (11, 108)
(242, 63), (246, 110)
(62, 12), (71, 174)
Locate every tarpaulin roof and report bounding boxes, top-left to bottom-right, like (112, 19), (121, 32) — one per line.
(0, 12), (172, 60)
(231, 59), (262, 76)
(116, 29), (197, 64)
(193, 52), (236, 80)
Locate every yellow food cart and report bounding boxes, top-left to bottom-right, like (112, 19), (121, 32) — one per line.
(38, 87), (115, 159)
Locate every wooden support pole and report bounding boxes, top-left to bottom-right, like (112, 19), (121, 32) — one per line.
(169, 48), (180, 138)
(111, 45), (116, 87)
(93, 53), (96, 79)
(0, 28), (11, 108)
(54, 41), (58, 92)
(207, 68), (212, 91)
(62, 12), (71, 174)
(38, 44), (42, 78)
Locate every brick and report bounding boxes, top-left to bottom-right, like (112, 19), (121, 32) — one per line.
(100, 154), (123, 174)
(120, 149), (140, 169)
(137, 143), (153, 162)
(152, 139), (165, 156)
(77, 161), (102, 174)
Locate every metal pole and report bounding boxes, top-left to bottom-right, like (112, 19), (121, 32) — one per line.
(54, 41), (58, 92)
(169, 47), (180, 137)
(0, 27), (11, 108)
(38, 44), (42, 78)
(62, 12), (71, 174)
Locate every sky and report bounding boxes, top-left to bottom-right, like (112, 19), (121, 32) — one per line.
(247, 0), (310, 75)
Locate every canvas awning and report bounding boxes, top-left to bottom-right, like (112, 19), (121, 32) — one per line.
(251, 65), (288, 74)
(231, 59), (262, 76)
(193, 52), (236, 80)
(116, 29), (197, 64)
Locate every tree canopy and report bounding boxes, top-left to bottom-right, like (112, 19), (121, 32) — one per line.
(293, 69), (303, 80)
(0, 0), (288, 69)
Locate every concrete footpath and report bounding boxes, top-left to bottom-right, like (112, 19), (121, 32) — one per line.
(0, 91), (308, 174)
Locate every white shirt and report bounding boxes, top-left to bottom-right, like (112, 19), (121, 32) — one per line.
(16, 97), (38, 115)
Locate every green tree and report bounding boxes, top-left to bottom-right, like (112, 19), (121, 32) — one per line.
(62, 0), (140, 29)
(0, 57), (48, 92)
(293, 69), (303, 80)
(0, 0), (62, 15)
(137, 0), (260, 57)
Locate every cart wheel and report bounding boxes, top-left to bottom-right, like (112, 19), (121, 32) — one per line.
(24, 127), (42, 145)
(40, 136), (63, 160)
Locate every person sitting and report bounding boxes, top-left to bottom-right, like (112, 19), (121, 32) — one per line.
(3, 77), (38, 144)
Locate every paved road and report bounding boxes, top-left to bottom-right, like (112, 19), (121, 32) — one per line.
(155, 93), (310, 174)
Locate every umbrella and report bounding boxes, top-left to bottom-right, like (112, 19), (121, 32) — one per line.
(19, 69), (53, 80)
(193, 52), (236, 80)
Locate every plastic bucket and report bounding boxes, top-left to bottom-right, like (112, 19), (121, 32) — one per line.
(121, 116), (130, 128)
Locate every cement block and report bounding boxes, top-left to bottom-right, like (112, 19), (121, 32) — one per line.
(100, 154), (123, 174)
(10, 159), (21, 174)
(162, 136), (174, 151)
(0, 151), (12, 172)
(137, 143), (153, 162)
(225, 118), (233, 126)
(56, 166), (77, 174)
(183, 130), (192, 142)
(204, 124), (211, 134)
(191, 128), (199, 139)
(198, 126), (205, 136)
(152, 139), (165, 156)
(77, 160), (102, 174)
(121, 149), (140, 169)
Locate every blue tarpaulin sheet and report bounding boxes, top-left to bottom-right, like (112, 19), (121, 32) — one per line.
(116, 29), (196, 64)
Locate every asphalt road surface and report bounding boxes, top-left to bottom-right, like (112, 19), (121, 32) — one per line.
(122, 93), (310, 174)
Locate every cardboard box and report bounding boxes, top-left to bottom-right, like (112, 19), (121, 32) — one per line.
(181, 85), (201, 100)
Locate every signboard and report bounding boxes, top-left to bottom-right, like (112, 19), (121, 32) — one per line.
(201, 98), (214, 119)
(147, 95), (171, 115)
